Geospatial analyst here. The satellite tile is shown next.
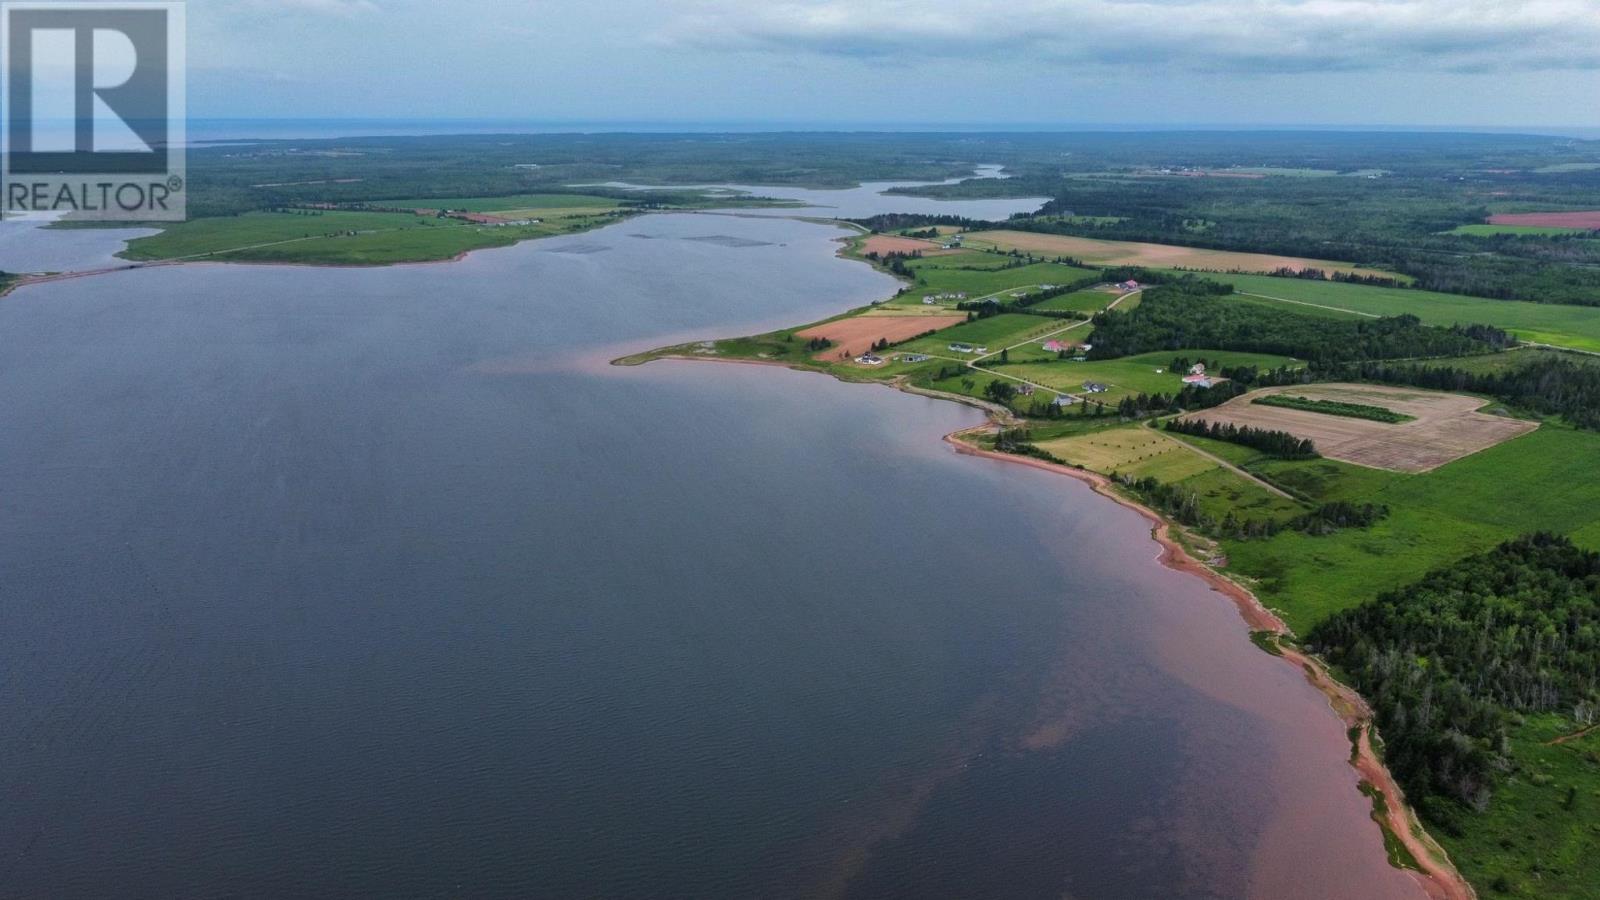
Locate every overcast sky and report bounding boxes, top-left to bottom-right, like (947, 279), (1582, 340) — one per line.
(189, 0), (1600, 129)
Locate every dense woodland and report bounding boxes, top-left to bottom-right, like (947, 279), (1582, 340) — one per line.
(1310, 535), (1600, 829)
(1087, 283), (1507, 364)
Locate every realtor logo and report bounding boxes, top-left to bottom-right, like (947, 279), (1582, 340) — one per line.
(1, 1), (185, 221)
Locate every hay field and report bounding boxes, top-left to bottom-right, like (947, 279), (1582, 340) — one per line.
(964, 230), (1397, 278)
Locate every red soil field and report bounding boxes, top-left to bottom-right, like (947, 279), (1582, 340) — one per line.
(796, 315), (965, 361)
(1486, 211), (1600, 229)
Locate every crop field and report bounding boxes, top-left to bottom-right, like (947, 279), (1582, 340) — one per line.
(963, 230), (1400, 278)
(1000, 350), (1300, 400)
(1037, 428), (1213, 480)
(1487, 211), (1600, 229)
(795, 313), (965, 361)
(1186, 384), (1538, 473)
(898, 314), (1068, 355)
(1216, 272), (1600, 353)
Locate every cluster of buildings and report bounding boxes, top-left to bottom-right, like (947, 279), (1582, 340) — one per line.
(922, 291), (969, 305)
(948, 342), (989, 355)
(1182, 363), (1215, 389)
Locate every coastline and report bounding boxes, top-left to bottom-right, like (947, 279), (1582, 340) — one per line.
(632, 348), (1476, 900)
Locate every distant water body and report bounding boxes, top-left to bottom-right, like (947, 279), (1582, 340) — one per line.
(0, 181), (1424, 898)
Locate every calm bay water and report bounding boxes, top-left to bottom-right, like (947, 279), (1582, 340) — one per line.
(0, 199), (1423, 897)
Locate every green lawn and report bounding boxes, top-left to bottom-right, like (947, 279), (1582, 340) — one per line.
(1214, 272), (1600, 353)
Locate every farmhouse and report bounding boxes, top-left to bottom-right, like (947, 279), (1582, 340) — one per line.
(1083, 382), (1111, 394)
(950, 342), (975, 353)
(1016, 383), (1036, 396)
(899, 353), (930, 363)
(856, 353), (885, 366)
(1120, 280), (1141, 292)
(1052, 395), (1078, 407)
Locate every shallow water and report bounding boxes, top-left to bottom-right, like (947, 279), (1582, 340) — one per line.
(0, 204), (1421, 898)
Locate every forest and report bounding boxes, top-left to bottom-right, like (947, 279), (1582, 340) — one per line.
(1309, 534), (1600, 829)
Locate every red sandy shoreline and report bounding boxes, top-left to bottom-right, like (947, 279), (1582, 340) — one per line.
(943, 428), (1471, 900)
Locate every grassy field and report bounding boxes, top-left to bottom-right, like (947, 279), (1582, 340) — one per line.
(1031, 287), (1123, 314)
(893, 259), (1099, 305)
(1036, 424), (1303, 523)
(1217, 423), (1600, 632)
(898, 314), (1070, 354)
(997, 350), (1300, 400)
(1217, 272), (1600, 353)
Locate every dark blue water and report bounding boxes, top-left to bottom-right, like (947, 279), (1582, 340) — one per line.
(0, 212), (1422, 898)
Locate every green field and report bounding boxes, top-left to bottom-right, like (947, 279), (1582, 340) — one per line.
(1216, 272), (1600, 353)
(1448, 224), (1592, 237)
(895, 260), (1099, 305)
(120, 204), (626, 265)
(1031, 288), (1122, 314)
(998, 350), (1300, 400)
(1220, 424), (1600, 632)
(1036, 424), (1303, 523)
(899, 314), (1069, 354)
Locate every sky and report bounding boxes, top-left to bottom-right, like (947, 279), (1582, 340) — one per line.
(187, 0), (1600, 130)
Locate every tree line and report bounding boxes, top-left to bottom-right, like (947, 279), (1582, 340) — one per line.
(1164, 418), (1319, 459)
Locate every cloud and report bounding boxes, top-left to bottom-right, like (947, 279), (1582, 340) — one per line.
(656, 0), (1600, 73)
